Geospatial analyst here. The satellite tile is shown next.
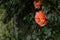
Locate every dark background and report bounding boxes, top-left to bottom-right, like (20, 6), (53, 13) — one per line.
(0, 0), (60, 40)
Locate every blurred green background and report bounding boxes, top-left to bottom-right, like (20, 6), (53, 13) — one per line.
(0, 0), (60, 40)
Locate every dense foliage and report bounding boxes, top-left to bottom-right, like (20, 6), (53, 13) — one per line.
(0, 0), (60, 40)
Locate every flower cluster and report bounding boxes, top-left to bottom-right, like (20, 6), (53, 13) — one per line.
(33, 0), (47, 27)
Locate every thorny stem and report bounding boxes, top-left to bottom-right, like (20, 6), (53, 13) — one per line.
(45, 0), (60, 14)
(54, 7), (60, 14)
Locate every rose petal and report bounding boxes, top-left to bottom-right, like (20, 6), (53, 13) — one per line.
(35, 11), (47, 27)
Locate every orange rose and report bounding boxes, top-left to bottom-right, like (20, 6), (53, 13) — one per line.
(35, 11), (47, 27)
(33, 0), (42, 9)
